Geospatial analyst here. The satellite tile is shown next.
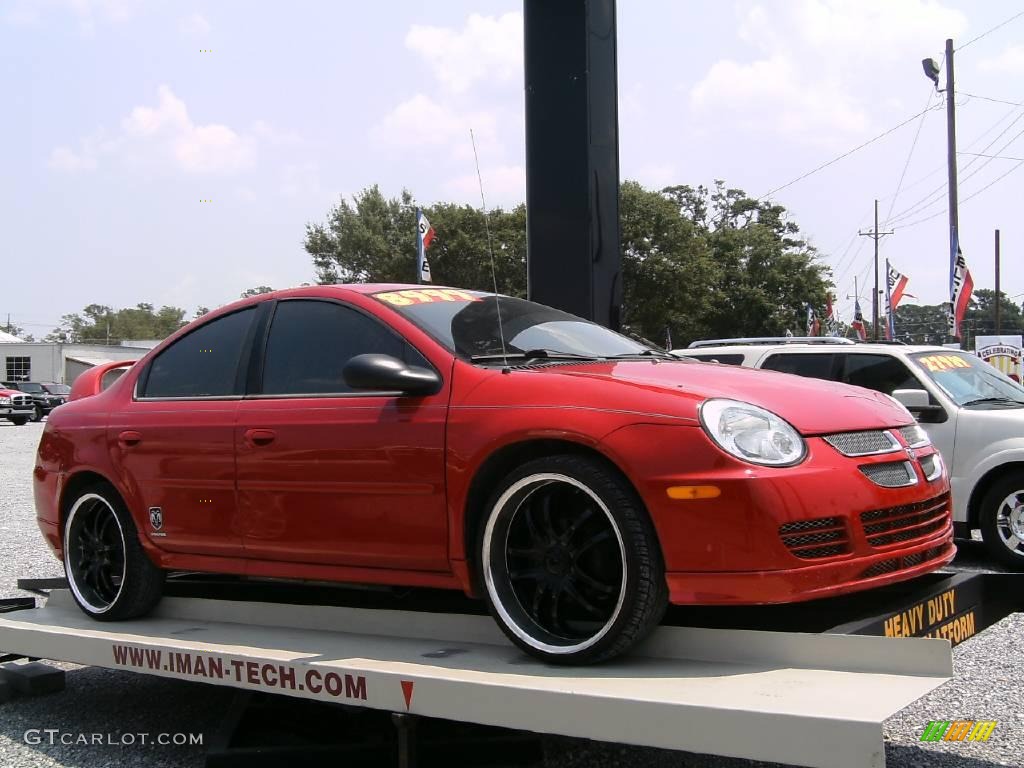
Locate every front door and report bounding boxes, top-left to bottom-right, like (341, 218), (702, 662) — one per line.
(235, 298), (449, 571)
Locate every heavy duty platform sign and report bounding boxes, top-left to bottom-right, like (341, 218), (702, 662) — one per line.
(0, 589), (955, 768)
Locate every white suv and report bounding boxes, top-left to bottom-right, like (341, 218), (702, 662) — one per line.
(674, 338), (1024, 569)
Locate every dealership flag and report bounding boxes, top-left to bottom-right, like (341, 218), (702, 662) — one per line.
(851, 296), (867, 341)
(805, 304), (820, 336)
(948, 231), (974, 338)
(825, 294), (839, 337)
(886, 262), (909, 311)
(416, 209), (435, 284)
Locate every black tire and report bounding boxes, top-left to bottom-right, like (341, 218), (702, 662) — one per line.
(31, 405), (42, 422)
(979, 471), (1024, 571)
(476, 454), (667, 665)
(63, 482), (164, 620)
(10, 417), (27, 426)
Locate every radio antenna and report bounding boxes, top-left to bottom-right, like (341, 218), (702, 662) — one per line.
(470, 128), (509, 366)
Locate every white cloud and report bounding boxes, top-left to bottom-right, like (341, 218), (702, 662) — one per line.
(979, 45), (1024, 74)
(179, 12), (211, 38)
(6, 0), (143, 33)
(375, 93), (502, 159)
(50, 85), (258, 174)
(405, 12), (523, 94)
(690, 0), (967, 143)
(444, 164), (525, 209)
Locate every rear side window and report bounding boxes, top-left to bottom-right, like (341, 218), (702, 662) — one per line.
(260, 300), (428, 395)
(685, 353), (745, 366)
(761, 353), (838, 380)
(142, 308), (255, 398)
(840, 354), (919, 394)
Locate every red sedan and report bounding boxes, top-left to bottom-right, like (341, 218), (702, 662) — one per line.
(34, 285), (954, 663)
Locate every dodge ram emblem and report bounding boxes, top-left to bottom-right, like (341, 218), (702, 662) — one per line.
(149, 507), (163, 530)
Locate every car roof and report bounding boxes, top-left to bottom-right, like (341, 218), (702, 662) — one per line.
(675, 343), (951, 355)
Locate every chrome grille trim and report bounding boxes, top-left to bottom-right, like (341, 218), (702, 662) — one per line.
(898, 425), (931, 449)
(919, 453), (943, 482)
(823, 430), (900, 457)
(859, 461), (917, 488)
(778, 517), (851, 559)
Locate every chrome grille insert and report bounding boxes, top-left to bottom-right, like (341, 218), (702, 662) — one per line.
(859, 461), (917, 488)
(823, 430), (899, 457)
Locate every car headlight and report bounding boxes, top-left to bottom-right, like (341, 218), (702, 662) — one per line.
(0, 396), (10, 405)
(699, 398), (807, 466)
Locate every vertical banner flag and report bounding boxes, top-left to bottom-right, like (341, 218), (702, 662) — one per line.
(886, 262), (909, 311)
(948, 231), (974, 338)
(805, 304), (820, 337)
(884, 259), (895, 341)
(851, 296), (867, 341)
(825, 294), (839, 337)
(416, 209), (435, 284)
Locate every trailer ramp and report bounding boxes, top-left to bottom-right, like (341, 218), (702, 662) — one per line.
(0, 590), (953, 768)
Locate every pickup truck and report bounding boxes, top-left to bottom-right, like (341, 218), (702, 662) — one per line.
(675, 339), (1024, 570)
(2, 381), (70, 421)
(0, 386), (35, 425)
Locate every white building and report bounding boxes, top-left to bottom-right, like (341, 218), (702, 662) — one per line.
(0, 342), (151, 384)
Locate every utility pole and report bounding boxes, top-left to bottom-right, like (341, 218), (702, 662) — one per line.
(944, 38), (961, 343)
(859, 199), (893, 341)
(994, 229), (1001, 334)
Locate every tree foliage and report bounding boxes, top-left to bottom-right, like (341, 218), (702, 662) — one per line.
(305, 181), (833, 345)
(46, 303), (190, 344)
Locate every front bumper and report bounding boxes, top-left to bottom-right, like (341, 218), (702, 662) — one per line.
(600, 423), (955, 604)
(0, 406), (33, 418)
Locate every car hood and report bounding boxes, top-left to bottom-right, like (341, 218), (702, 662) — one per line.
(0, 388), (22, 398)
(529, 359), (914, 435)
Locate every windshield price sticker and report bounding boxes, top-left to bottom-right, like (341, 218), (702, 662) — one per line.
(374, 289), (479, 306)
(918, 355), (971, 373)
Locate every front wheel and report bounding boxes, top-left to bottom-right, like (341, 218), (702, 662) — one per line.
(477, 454), (667, 665)
(31, 405), (43, 422)
(980, 471), (1024, 571)
(10, 417), (27, 426)
(63, 483), (164, 620)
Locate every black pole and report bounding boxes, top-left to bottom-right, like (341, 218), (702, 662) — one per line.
(945, 38), (960, 340)
(872, 200), (880, 340)
(994, 229), (1001, 335)
(524, 0), (622, 329)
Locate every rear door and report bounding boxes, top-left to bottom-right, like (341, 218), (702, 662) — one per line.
(107, 306), (259, 557)
(235, 298), (450, 571)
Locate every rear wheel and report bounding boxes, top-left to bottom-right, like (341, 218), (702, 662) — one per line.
(477, 454), (667, 664)
(980, 471), (1024, 571)
(63, 483), (164, 619)
(31, 405), (43, 422)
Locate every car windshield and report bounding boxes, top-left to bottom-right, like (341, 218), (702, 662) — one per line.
(17, 383), (43, 393)
(911, 351), (1024, 408)
(43, 384), (71, 395)
(372, 288), (657, 362)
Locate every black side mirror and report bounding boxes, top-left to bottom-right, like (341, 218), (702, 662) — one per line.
(342, 354), (441, 396)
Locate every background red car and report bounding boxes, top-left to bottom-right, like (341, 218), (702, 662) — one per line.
(34, 285), (954, 663)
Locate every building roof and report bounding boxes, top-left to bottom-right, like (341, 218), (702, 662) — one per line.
(0, 330), (24, 343)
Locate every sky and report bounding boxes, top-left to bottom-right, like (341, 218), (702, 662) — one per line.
(2, 0), (1023, 339)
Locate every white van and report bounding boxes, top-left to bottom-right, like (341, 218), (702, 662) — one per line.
(674, 339), (1024, 569)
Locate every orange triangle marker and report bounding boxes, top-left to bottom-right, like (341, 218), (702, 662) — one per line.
(401, 680), (415, 710)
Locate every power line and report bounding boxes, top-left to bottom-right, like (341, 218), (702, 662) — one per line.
(958, 91), (1024, 107)
(758, 103), (942, 201)
(957, 9), (1024, 51)
(959, 151), (1024, 161)
(884, 89), (935, 223)
(895, 158), (1024, 230)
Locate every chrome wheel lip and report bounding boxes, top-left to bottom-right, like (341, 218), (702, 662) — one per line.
(64, 493), (127, 615)
(483, 473), (627, 656)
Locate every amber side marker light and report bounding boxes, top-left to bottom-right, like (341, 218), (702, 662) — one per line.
(666, 485), (721, 500)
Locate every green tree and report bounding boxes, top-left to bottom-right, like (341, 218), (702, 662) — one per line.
(892, 303), (948, 345)
(963, 289), (1024, 338)
(2, 322), (34, 341)
(49, 303), (188, 344)
(241, 286), (275, 298)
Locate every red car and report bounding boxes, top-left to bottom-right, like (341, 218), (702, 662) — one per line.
(34, 285), (955, 663)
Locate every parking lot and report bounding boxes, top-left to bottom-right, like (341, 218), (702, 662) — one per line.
(1, 420), (1021, 768)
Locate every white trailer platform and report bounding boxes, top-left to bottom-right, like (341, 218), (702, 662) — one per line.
(0, 588), (955, 768)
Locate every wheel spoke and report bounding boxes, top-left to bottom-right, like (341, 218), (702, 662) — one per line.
(509, 566), (546, 582)
(563, 582), (604, 618)
(530, 583), (548, 622)
(560, 507), (595, 543)
(507, 547), (544, 561)
(548, 584), (564, 634)
(96, 567), (115, 601)
(1004, 534), (1021, 551)
(523, 505), (545, 546)
(573, 567), (616, 595)
(572, 529), (612, 559)
(538, 494), (556, 542)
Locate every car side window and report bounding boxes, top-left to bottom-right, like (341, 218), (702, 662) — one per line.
(839, 354), (919, 394)
(142, 308), (255, 398)
(760, 353), (838, 380)
(260, 300), (429, 395)
(686, 354), (745, 365)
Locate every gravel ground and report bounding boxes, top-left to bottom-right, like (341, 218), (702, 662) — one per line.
(1, 420), (1021, 768)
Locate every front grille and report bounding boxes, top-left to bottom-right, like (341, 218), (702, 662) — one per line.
(823, 430), (899, 457)
(779, 517), (851, 559)
(860, 494), (950, 548)
(898, 424), (930, 448)
(860, 545), (948, 579)
(859, 461), (916, 488)
(11, 395), (31, 407)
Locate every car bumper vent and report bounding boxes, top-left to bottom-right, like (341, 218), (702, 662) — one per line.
(823, 430), (898, 457)
(779, 517), (851, 559)
(860, 545), (948, 579)
(860, 493), (951, 548)
(859, 461), (916, 488)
